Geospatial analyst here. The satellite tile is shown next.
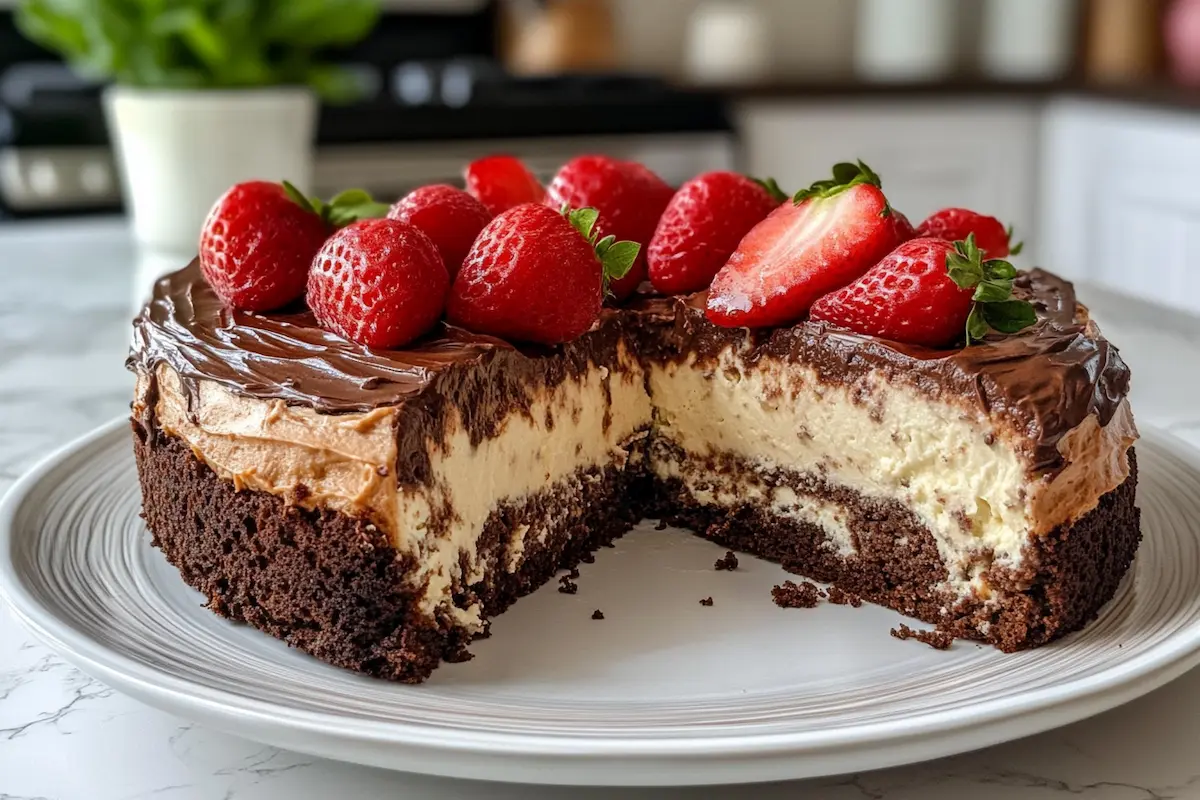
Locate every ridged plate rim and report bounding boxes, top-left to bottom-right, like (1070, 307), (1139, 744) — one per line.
(3, 417), (1200, 786)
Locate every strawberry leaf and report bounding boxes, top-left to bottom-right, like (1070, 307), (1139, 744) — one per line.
(281, 180), (317, 215)
(984, 258), (1017, 280)
(945, 234), (985, 289)
(328, 188), (373, 207)
(947, 234), (1036, 345)
(601, 240), (640, 282)
(754, 176), (788, 204)
(792, 160), (883, 205)
(1006, 224), (1025, 256)
(568, 207), (600, 243)
(322, 188), (389, 227)
(982, 300), (1037, 333)
(965, 305), (990, 346)
(972, 278), (1013, 303)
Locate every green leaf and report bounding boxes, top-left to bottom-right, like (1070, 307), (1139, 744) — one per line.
(982, 300), (1038, 333)
(14, 0), (380, 90)
(600, 241), (640, 282)
(754, 176), (788, 204)
(945, 234), (985, 290)
(983, 258), (1017, 280)
(792, 160), (883, 204)
(281, 181), (317, 214)
(1005, 224), (1025, 256)
(965, 305), (989, 346)
(328, 188), (374, 208)
(151, 8), (227, 69)
(972, 278), (1013, 304)
(568, 207), (600, 242)
(325, 201), (389, 228)
(594, 234), (616, 258)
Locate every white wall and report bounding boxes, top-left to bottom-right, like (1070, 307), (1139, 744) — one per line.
(612, 0), (984, 79)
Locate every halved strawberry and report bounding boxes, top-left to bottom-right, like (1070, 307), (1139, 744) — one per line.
(810, 235), (1037, 348)
(916, 207), (1021, 258)
(705, 161), (905, 328)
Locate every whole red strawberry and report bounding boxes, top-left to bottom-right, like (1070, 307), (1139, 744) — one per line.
(464, 155), (545, 216)
(891, 209), (917, 243)
(199, 181), (330, 311)
(447, 204), (639, 344)
(387, 184), (491, 279)
(545, 155), (674, 301)
(706, 161), (905, 328)
(307, 219), (448, 349)
(916, 207), (1021, 258)
(648, 172), (784, 295)
(810, 235), (1036, 348)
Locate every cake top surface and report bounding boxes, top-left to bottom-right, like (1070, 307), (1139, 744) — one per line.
(130, 261), (1130, 474)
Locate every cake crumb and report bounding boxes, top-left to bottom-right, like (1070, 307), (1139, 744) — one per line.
(772, 581), (821, 609)
(655, 519), (669, 530)
(890, 623), (954, 650)
(714, 551), (739, 571)
(591, 609), (605, 620)
(699, 597), (714, 606)
(580, 552), (596, 564)
(826, 586), (863, 607)
(567, 567), (580, 579)
(558, 577), (578, 595)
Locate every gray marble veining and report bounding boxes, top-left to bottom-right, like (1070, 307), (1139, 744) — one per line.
(2, 219), (1199, 800)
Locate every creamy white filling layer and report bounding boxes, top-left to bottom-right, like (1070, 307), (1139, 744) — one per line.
(142, 335), (1133, 625)
(646, 344), (1133, 596)
(143, 345), (654, 633)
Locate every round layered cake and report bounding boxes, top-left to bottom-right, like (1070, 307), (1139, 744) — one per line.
(128, 158), (1140, 682)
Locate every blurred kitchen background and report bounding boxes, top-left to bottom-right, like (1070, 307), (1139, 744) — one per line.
(2, 0), (1199, 313)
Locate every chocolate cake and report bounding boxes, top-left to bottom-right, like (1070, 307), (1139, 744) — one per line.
(129, 262), (1139, 683)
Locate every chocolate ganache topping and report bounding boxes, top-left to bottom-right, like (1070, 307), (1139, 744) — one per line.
(626, 268), (1131, 474)
(130, 261), (1130, 475)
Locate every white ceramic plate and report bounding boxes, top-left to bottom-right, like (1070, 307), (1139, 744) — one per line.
(3, 419), (1200, 787)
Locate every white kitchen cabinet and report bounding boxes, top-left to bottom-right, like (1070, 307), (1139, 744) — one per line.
(734, 99), (1042, 260)
(1041, 98), (1200, 313)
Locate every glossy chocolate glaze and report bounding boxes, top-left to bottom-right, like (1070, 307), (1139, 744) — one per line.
(129, 262), (1130, 476)
(626, 269), (1131, 474)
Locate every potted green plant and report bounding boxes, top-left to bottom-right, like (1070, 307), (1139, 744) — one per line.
(17, 0), (380, 254)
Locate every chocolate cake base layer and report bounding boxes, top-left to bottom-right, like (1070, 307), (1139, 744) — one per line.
(133, 423), (650, 683)
(134, 421), (1139, 681)
(654, 448), (1141, 652)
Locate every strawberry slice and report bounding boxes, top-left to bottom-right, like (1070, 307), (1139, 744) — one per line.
(706, 161), (904, 328)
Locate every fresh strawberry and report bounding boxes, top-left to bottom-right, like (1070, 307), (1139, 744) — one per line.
(447, 204), (639, 344)
(891, 209), (917, 243)
(387, 184), (492, 279)
(706, 161), (905, 328)
(810, 235), (1037, 348)
(545, 155), (674, 300)
(307, 218), (448, 349)
(916, 207), (1022, 258)
(464, 155), (545, 216)
(647, 172), (784, 295)
(199, 181), (331, 311)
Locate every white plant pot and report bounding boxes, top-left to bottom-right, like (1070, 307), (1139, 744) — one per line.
(104, 86), (317, 261)
(855, 0), (958, 81)
(981, 0), (1079, 80)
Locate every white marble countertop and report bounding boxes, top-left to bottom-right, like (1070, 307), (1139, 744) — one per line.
(3, 218), (1200, 800)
